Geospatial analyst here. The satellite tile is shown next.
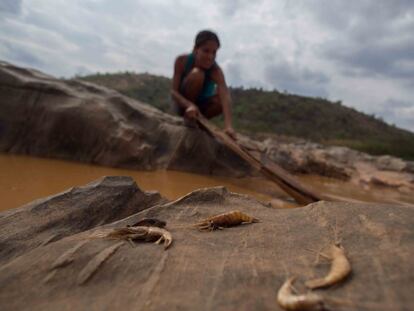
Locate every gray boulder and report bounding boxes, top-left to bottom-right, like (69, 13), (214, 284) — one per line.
(0, 61), (250, 176)
(0, 178), (413, 311)
(0, 176), (166, 266)
(262, 136), (414, 192)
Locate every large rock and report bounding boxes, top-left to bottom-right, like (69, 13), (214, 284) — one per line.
(0, 61), (250, 176)
(0, 178), (412, 311)
(262, 136), (414, 192)
(0, 176), (166, 265)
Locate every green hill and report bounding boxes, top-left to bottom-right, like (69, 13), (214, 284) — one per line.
(77, 72), (414, 160)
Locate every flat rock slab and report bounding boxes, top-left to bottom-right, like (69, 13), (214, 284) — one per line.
(0, 176), (166, 265)
(0, 182), (413, 311)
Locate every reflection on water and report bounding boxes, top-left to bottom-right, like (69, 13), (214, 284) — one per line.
(0, 153), (412, 212)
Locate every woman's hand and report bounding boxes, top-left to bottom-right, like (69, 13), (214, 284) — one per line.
(185, 105), (200, 119)
(224, 126), (237, 140)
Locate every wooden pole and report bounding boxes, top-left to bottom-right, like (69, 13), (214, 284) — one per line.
(196, 116), (329, 205)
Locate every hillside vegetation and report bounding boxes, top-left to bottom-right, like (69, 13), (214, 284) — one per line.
(78, 72), (414, 160)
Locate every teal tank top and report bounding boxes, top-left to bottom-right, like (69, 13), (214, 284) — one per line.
(181, 53), (217, 103)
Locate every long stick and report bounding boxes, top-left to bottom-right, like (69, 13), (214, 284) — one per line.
(196, 115), (329, 205)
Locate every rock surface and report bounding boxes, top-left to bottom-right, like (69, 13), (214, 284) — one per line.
(262, 136), (414, 192)
(0, 177), (413, 311)
(0, 61), (250, 176)
(0, 176), (166, 265)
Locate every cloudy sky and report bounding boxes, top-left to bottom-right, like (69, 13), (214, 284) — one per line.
(1, 0), (413, 132)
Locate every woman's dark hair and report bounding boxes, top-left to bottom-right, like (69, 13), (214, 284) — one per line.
(194, 30), (220, 48)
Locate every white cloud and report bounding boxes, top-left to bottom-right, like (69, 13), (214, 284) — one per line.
(0, 0), (22, 15)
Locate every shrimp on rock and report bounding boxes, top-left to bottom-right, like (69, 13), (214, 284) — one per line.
(305, 243), (351, 289)
(107, 226), (173, 249)
(194, 210), (259, 231)
(277, 276), (325, 311)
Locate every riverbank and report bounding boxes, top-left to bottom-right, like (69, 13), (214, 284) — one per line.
(1, 60), (413, 205)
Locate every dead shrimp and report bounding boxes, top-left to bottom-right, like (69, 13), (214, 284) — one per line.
(106, 226), (173, 249)
(305, 243), (351, 289)
(277, 276), (325, 311)
(194, 210), (259, 231)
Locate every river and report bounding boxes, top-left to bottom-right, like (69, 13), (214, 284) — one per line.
(1, 153), (413, 212)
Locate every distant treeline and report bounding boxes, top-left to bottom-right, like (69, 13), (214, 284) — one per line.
(77, 72), (414, 160)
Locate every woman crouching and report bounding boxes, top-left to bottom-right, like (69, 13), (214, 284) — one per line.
(171, 30), (236, 139)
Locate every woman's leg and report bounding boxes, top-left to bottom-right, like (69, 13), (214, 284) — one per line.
(203, 95), (222, 119)
(181, 67), (205, 102)
(180, 69), (222, 119)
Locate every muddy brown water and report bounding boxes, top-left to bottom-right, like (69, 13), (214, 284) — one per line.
(1, 153), (413, 212)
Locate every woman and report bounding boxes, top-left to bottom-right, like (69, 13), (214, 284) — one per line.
(171, 30), (236, 139)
